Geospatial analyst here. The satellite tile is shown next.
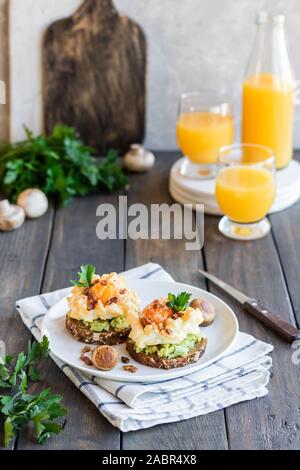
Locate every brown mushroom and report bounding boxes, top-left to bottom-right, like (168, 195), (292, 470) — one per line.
(91, 345), (118, 371)
(190, 298), (216, 326)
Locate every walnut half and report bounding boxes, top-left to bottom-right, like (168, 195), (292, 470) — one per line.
(122, 365), (138, 373)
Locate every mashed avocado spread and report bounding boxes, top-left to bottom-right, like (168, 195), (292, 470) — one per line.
(134, 334), (201, 359)
(82, 315), (129, 332)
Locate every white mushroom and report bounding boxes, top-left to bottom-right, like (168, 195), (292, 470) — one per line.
(0, 199), (11, 217)
(0, 199), (25, 231)
(124, 144), (155, 173)
(190, 298), (216, 326)
(17, 189), (48, 219)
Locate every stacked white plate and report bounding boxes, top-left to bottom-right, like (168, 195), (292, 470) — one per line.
(169, 158), (300, 215)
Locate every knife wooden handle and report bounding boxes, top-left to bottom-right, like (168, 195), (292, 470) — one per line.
(244, 300), (300, 343)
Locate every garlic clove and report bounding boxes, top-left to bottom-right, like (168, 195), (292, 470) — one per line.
(17, 189), (48, 219)
(0, 204), (25, 231)
(124, 144), (155, 173)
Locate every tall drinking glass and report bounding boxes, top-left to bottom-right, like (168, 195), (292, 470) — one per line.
(216, 144), (276, 240)
(177, 92), (234, 179)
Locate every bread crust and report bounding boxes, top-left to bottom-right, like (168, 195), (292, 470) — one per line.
(126, 337), (207, 369)
(66, 316), (130, 345)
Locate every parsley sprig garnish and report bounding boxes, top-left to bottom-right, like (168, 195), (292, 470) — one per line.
(71, 264), (96, 287)
(0, 125), (128, 207)
(166, 292), (192, 313)
(0, 336), (67, 447)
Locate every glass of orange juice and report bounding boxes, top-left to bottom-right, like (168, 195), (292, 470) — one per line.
(216, 144), (276, 240)
(177, 92), (234, 179)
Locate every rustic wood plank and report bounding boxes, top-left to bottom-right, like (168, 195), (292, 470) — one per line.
(0, 206), (54, 449)
(271, 206), (300, 323)
(17, 192), (124, 449)
(44, 0), (146, 153)
(203, 215), (300, 449)
(122, 152), (228, 450)
(270, 151), (300, 326)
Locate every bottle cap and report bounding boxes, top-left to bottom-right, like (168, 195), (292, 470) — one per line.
(256, 11), (286, 25)
(272, 13), (285, 24)
(256, 11), (268, 24)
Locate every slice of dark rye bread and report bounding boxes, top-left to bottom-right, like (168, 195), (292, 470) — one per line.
(126, 337), (208, 369)
(66, 316), (130, 345)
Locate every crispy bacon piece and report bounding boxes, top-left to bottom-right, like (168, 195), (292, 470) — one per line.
(87, 291), (97, 311)
(165, 328), (174, 336)
(172, 311), (184, 320)
(106, 296), (118, 305)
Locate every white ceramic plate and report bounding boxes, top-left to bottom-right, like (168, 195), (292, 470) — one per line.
(169, 180), (300, 216)
(41, 279), (239, 383)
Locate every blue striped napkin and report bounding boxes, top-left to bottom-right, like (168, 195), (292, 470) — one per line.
(17, 263), (273, 432)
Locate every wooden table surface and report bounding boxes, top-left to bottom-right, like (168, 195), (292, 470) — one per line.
(1, 152), (300, 450)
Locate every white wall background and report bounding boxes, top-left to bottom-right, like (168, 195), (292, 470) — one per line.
(9, 0), (300, 149)
(10, 0), (82, 143)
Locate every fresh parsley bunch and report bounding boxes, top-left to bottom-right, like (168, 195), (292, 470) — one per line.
(0, 336), (67, 448)
(0, 125), (128, 206)
(167, 292), (192, 313)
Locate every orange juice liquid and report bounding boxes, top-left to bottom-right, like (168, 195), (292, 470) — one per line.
(242, 73), (294, 169)
(177, 112), (234, 164)
(216, 166), (276, 223)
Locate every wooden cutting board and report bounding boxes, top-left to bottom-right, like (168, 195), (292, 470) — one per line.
(43, 0), (146, 153)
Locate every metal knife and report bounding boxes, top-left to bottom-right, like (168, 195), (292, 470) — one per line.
(197, 268), (300, 343)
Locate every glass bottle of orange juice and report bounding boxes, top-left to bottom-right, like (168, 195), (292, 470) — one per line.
(242, 12), (295, 169)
